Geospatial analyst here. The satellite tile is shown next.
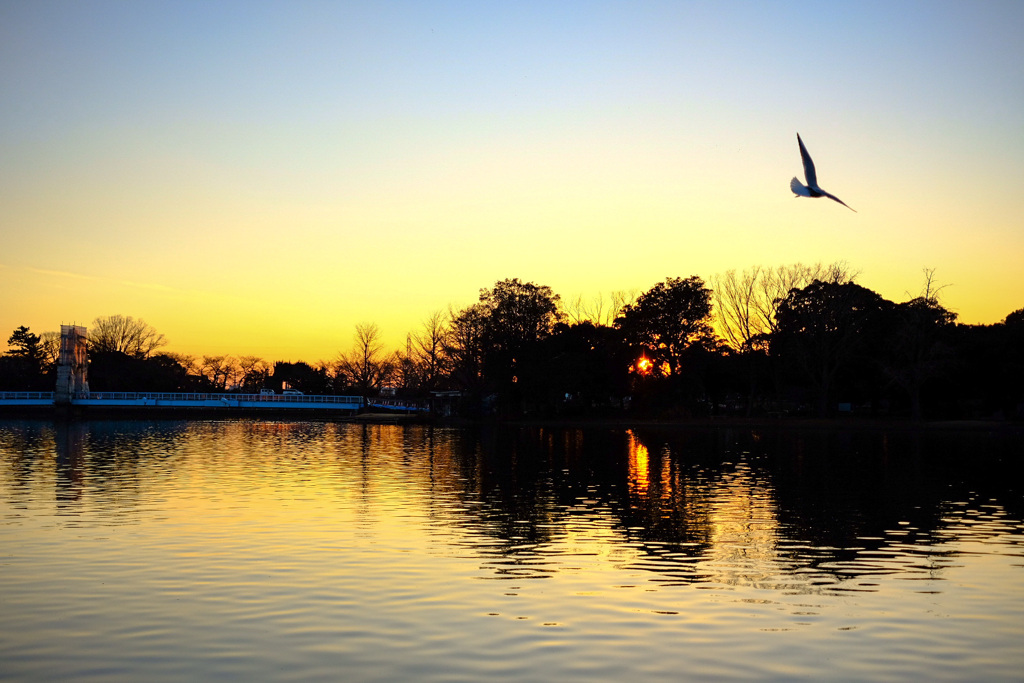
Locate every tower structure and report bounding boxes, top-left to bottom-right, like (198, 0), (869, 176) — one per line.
(55, 324), (89, 403)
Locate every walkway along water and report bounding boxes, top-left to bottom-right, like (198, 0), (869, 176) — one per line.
(0, 391), (370, 415)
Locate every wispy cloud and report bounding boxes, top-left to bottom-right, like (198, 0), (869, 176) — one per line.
(14, 265), (204, 298)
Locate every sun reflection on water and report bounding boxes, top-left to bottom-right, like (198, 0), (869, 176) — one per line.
(626, 429), (650, 497)
(703, 463), (785, 589)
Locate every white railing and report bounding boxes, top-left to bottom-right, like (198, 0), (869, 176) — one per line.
(81, 392), (364, 404)
(367, 397), (429, 411)
(0, 391), (364, 406)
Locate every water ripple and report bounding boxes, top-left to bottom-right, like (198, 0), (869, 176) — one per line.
(1, 420), (1023, 681)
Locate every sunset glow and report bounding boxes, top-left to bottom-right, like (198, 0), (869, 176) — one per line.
(3, 2), (1022, 361)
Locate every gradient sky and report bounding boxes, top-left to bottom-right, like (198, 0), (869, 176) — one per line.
(3, 1), (1022, 362)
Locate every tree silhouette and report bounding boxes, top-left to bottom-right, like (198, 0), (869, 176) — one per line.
(881, 271), (957, 419)
(774, 280), (891, 416)
(199, 355), (240, 391)
(336, 323), (394, 396)
(479, 279), (562, 357)
(535, 321), (630, 414)
(713, 262), (857, 352)
(90, 315), (167, 358)
(1, 326), (47, 389)
(39, 331), (60, 372)
(6, 326), (44, 368)
(238, 356), (272, 393)
(1001, 309), (1024, 418)
(267, 360), (330, 395)
(445, 302), (490, 398)
(479, 278), (562, 411)
(88, 350), (193, 391)
(443, 279), (563, 414)
(409, 311), (450, 393)
(615, 276), (714, 377)
(3, 263), (1018, 419)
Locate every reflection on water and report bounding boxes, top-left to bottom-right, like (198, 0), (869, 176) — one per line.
(1, 419), (1023, 682)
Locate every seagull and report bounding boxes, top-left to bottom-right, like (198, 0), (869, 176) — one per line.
(791, 133), (856, 212)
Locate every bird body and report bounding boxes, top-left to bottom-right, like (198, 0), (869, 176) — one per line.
(791, 133), (856, 212)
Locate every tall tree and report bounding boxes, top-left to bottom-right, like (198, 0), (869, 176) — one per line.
(885, 297), (956, 419)
(336, 323), (394, 396)
(411, 310), (450, 393)
(445, 302), (490, 395)
(6, 326), (44, 367)
(270, 360), (331, 395)
(238, 356), (272, 393)
(1, 326), (47, 389)
(478, 278), (562, 358)
(773, 280), (890, 416)
(713, 261), (856, 352)
(565, 289), (638, 327)
(882, 269), (957, 419)
(615, 276), (714, 377)
(39, 331), (61, 371)
(199, 355), (241, 391)
(712, 262), (855, 415)
(90, 315), (167, 358)
(475, 279), (563, 407)
(535, 321), (630, 414)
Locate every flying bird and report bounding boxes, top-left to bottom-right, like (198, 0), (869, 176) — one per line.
(790, 133), (856, 212)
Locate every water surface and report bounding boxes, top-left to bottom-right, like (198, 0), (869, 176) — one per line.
(2, 419), (1022, 681)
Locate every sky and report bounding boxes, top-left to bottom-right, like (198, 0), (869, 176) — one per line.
(2, 0), (1022, 362)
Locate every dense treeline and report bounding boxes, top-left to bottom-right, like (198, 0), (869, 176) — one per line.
(3, 265), (1023, 420)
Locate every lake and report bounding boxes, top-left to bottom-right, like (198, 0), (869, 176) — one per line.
(1, 419), (1022, 681)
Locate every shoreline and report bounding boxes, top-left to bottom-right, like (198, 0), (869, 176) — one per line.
(1, 405), (1022, 434)
(505, 416), (1024, 435)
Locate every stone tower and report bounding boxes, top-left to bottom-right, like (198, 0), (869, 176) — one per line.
(55, 324), (89, 404)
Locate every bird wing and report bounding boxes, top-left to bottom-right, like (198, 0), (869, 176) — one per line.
(790, 177), (811, 197)
(819, 190), (856, 212)
(797, 133), (818, 188)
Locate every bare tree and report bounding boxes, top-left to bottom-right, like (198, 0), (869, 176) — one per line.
(712, 266), (764, 353)
(39, 331), (61, 371)
(711, 262), (857, 414)
(565, 290), (639, 327)
(712, 262), (857, 352)
(238, 355), (272, 392)
(444, 302), (489, 393)
(90, 315), (167, 358)
(565, 295), (589, 325)
(164, 352), (200, 377)
(908, 266), (951, 305)
(200, 355), (241, 391)
(411, 310), (449, 392)
(392, 335), (418, 393)
(336, 323), (394, 396)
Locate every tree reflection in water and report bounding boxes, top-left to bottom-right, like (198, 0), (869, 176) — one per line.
(449, 424), (1024, 593)
(5, 419), (1021, 594)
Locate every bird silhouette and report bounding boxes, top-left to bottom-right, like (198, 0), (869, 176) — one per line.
(790, 133), (856, 212)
